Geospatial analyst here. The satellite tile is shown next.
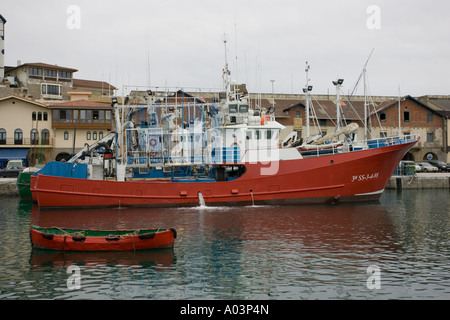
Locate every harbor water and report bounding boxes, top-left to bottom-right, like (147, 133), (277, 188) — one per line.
(0, 189), (449, 300)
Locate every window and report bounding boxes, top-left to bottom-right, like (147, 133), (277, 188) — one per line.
(38, 112), (42, 121)
(64, 131), (69, 140)
(99, 131), (103, 140)
(380, 112), (386, 121)
(14, 129), (23, 145)
(29, 68), (43, 77)
(239, 104), (249, 113)
(266, 130), (272, 140)
(403, 111), (410, 122)
(80, 110), (86, 122)
(32, 112), (36, 121)
(86, 110), (92, 122)
(58, 110), (72, 122)
(319, 119), (327, 127)
(427, 113), (433, 123)
(427, 132), (434, 143)
(58, 71), (72, 79)
(43, 112), (48, 121)
(93, 131), (97, 140)
(60, 110), (67, 121)
(295, 110), (301, 118)
(380, 131), (388, 138)
(42, 84), (62, 96)
(0, 128), (6, 144)
(87, 131), (91, 140)
(41, 129), (50, 145)
(30, 129), (39, 145)
(93, 110), (99, 120)
(255, 130), (261, 140)
(44, 69), (57, 78)
(229, 104), (238, 113)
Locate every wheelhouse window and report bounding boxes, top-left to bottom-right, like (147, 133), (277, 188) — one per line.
(239, 104), (249, 113)
(229, 104), (238, 113)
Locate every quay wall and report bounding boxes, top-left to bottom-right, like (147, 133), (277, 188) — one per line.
(0, 178), (19, 197)
(386, 173), (450, 189)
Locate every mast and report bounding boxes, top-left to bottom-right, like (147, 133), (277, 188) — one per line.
(303, 62), (312, 138)
(222, 34), (231, 102)
(363, 49), (374, 141)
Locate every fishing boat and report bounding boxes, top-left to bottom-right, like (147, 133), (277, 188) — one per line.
(32, 47), (419, 209)
(30, 225), (177, 251)
(18, 167), (40, 199)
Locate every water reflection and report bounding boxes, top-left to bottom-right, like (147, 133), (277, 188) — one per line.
(1, 191), (449, 299)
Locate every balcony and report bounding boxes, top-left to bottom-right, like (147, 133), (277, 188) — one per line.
(0, 137), (53, 147)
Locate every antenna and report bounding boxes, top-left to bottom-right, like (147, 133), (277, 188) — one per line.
(222, 34), (231, 99)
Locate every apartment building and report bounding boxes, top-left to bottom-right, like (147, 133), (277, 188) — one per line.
(0, 95), (53, 168)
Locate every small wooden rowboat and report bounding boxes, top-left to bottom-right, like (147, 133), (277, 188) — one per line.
(30, 225), (177, 251)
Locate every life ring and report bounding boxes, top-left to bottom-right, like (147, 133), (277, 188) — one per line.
(150, 138), (157, 146)
(150, 152), (157, 158)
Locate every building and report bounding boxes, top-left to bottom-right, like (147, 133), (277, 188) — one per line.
(0, 95), (53, 168)
(5, 62), (78, 101)
(417, 95), (450, 162)
(73, 78), (117, 100)
(47, 99), (114, 161)
(369, 95), (447, 162)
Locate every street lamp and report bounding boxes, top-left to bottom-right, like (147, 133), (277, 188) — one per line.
(333, 79), (344, 129)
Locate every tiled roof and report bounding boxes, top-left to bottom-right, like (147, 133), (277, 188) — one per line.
(47, 99), (111, 109)
(73, 79), (117, 90)
(0, 94), (48, 107)
(8, 62), (78, 72)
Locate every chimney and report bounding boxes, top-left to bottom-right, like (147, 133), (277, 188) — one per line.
(0, 14), (6, 83)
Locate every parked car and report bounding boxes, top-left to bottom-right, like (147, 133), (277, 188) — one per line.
(427, 160), (448, 172)
(399, 160), (421, 174)
(0, 160), (26, 178)
(417, 162), (439, 173)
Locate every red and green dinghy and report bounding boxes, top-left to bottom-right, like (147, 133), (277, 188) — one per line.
(30, 225), (177, 251)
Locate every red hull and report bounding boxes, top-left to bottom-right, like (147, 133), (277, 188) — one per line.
(34, 140), (418, 208)
(30, 228), (176, 251)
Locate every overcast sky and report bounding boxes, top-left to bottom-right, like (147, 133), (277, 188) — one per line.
(2, 0), (450, 97)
